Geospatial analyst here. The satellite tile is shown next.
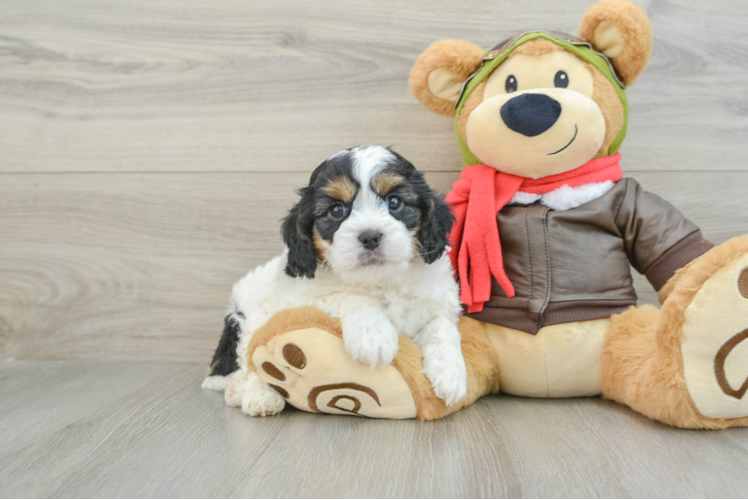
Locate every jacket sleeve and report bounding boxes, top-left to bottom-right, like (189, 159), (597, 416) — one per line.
(614, 179), (714, 291)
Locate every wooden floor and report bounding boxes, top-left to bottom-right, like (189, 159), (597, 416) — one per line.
(1, 360), (747, 498)
(2, 0), (748, 497)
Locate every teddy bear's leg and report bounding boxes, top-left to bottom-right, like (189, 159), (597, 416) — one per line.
(246, 307), (500, 420)
(602, 235), (748, 429)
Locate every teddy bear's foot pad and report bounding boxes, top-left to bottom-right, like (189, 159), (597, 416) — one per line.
(251, 326), (418, 419)
(681, 254), (748, 419)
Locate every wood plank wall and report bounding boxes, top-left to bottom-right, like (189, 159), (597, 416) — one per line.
(2, 0), (747, 362)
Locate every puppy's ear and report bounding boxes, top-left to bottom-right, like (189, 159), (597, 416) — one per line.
(578, 0), (652, 86)
(409, 40), (485, 117)
(418, 189), (454, 264)
(281, 186), (318, 278)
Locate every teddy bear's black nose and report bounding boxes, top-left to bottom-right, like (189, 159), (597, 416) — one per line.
(500, 93), (562, 137)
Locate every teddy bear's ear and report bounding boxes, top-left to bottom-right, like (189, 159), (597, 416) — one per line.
(409, 40), (485, 116)
(578, 0), (653, 86)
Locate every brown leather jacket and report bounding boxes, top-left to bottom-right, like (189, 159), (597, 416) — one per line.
(467, 178), (713, 334)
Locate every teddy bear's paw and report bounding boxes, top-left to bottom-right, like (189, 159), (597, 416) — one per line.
(251, 325), (418, 419)
(680, 251), (748, 419)
(241, 374), (286, 417)
(423, 352), (468, 406)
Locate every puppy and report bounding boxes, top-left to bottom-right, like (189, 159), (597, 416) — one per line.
(202, 145), (466, 416)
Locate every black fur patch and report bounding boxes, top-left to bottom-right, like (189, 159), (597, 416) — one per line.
(380, 182), (421, 231)
(418, 193), (453, 263)
(381, 150), (455, 263)
(281, 186), (318, 278)
(208, 315), (241, 377)
(314, 210), (347, 241)
(282, 150), (360, 277)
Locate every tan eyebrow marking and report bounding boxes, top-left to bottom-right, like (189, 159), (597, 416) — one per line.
(322, 176), (357, 203)
(372, 171), (405, 196)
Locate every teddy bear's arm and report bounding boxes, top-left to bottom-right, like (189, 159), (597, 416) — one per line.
(614, 179), (714, 291)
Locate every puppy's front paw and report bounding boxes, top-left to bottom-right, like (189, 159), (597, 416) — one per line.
(424, 352), (467, 407)
(343, 317), (399, 368)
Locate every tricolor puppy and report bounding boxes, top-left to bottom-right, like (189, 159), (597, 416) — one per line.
(202, 145), (466, 416)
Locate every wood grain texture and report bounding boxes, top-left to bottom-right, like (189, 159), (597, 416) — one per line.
(0, 360), (747, 498)
(1, 0), (748, 173)
(2, 171), (747, 362)
(2, 2), (748, 497)
(2, 0), (748, 363)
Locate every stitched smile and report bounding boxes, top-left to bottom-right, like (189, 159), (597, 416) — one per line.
(548, 125), (578, 155)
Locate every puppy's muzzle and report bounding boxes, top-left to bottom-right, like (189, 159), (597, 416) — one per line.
(500, 93), (562, 137)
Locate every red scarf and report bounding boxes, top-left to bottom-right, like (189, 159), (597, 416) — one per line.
(445, 153), (623, 313)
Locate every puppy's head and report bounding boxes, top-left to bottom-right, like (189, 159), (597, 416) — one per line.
(282, 145), (453, 282)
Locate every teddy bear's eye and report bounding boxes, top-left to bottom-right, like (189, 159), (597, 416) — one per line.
(505, 75), (518, 93)
(554, 70), (569, 88)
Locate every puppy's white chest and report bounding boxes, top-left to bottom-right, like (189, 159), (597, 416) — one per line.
(381, 292), (434, 338)
(381, 298), (411, 335)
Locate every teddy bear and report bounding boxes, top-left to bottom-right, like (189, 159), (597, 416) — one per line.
(225, 0), (748, 428)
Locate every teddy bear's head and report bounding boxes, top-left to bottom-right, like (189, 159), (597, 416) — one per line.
(409, 0), (652, 179)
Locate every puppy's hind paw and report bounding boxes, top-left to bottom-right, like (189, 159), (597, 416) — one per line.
(242, 390), (286, 417)
(224, 371), (248, 408)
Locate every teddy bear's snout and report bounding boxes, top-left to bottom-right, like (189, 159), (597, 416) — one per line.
(500, 93), (562, 137)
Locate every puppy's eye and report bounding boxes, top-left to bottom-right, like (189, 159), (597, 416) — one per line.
(554, 70), (569, 88)
(329, 203), (347, 220)
(386, 194), (403, 212)
(505, 75), (518, 93)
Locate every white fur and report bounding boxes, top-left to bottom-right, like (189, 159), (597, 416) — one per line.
(509, 181), (615, 211)
(224, 371), (247, 407)
(510, 191), (542, 206)
(206, 146), (467, 415)
(200, 374), (229, 391)
(242, 372), (286, 417)
(414, 316), (468, 406)
(325, 149), (413, 283)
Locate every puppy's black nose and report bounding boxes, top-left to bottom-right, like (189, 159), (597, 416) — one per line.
(358, 230), (382, 251)
(500, 93), (562, 137)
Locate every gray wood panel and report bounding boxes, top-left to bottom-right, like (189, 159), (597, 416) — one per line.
(1, 360), (747, 498)
(2, 0), (748, 362)
(2, 171), (747, 362)
(2, 1), (748, 497)
(1, 0), (748, 173)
